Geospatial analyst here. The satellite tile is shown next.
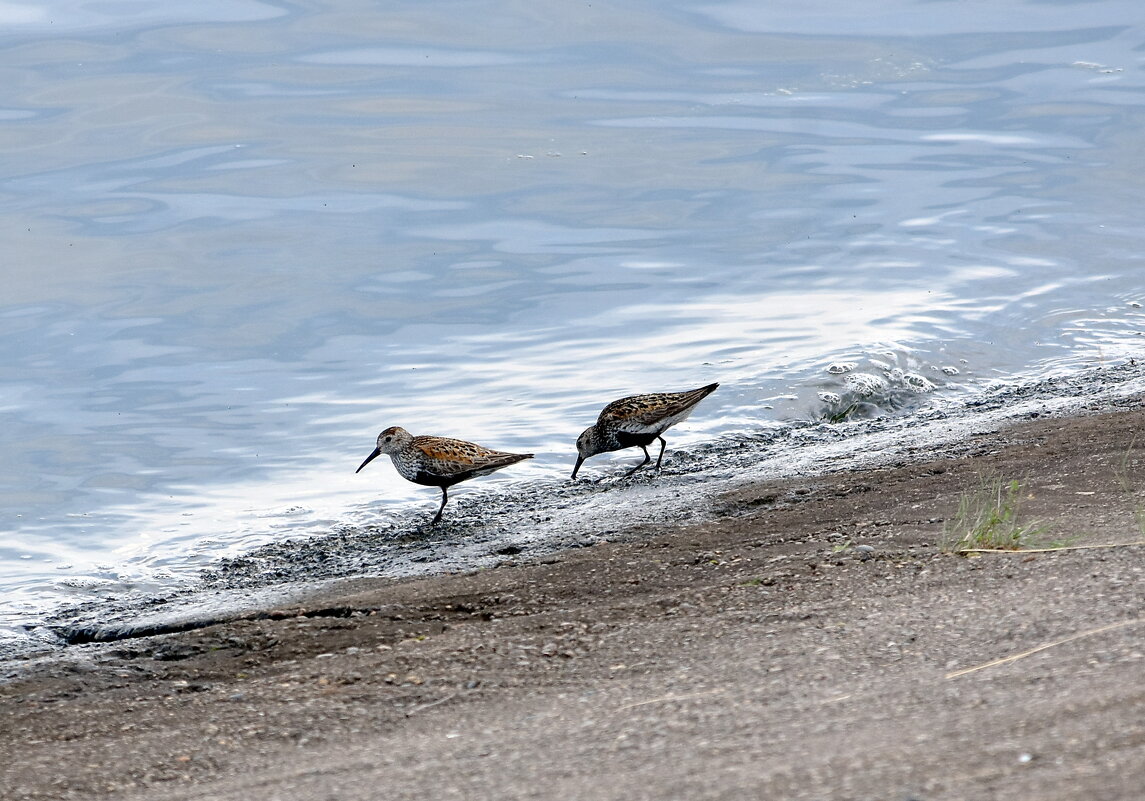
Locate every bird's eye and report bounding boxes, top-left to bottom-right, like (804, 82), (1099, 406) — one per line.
(383, 436), (392, 443)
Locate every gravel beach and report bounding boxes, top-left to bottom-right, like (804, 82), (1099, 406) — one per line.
(4, 399), (1145, 800)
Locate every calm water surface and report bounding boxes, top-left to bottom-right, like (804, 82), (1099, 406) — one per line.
(2, 1), (1144, 633)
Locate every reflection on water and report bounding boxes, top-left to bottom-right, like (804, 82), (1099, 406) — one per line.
(2, 0), (1144, 632)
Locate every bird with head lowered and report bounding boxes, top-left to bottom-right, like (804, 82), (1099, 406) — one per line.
(572, 382), (718, 479)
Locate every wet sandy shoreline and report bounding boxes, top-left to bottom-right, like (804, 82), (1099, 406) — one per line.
(26, 359), (1145, 652)
(4, 371), (1145, 799)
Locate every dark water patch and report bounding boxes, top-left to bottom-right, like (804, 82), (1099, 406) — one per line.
(60, 602), (370, 646)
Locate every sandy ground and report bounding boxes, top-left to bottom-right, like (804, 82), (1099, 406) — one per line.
(3, 406), (1145, 800)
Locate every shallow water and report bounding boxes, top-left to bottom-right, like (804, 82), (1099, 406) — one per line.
(2, 1), (1144, 635)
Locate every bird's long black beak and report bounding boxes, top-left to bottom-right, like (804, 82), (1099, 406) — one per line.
(571, 455), (584, 479)
(356, 447), (381, 474)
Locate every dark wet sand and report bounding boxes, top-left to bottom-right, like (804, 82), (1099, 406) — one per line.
(4, 405), (1145, 800)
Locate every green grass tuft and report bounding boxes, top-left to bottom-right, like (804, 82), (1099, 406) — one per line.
(1113, 438), (1145, 536)
(941, 476), (1051, 554)
(821, 402), (862, 423)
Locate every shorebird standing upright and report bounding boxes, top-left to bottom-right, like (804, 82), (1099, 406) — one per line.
(356, 426), (533, 525)
(572, 382), (719, 478)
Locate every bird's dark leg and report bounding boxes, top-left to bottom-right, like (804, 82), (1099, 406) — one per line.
(431, 486), (449, 525)
(654, 435), (667, 470)
(626, 445), (652, 476)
